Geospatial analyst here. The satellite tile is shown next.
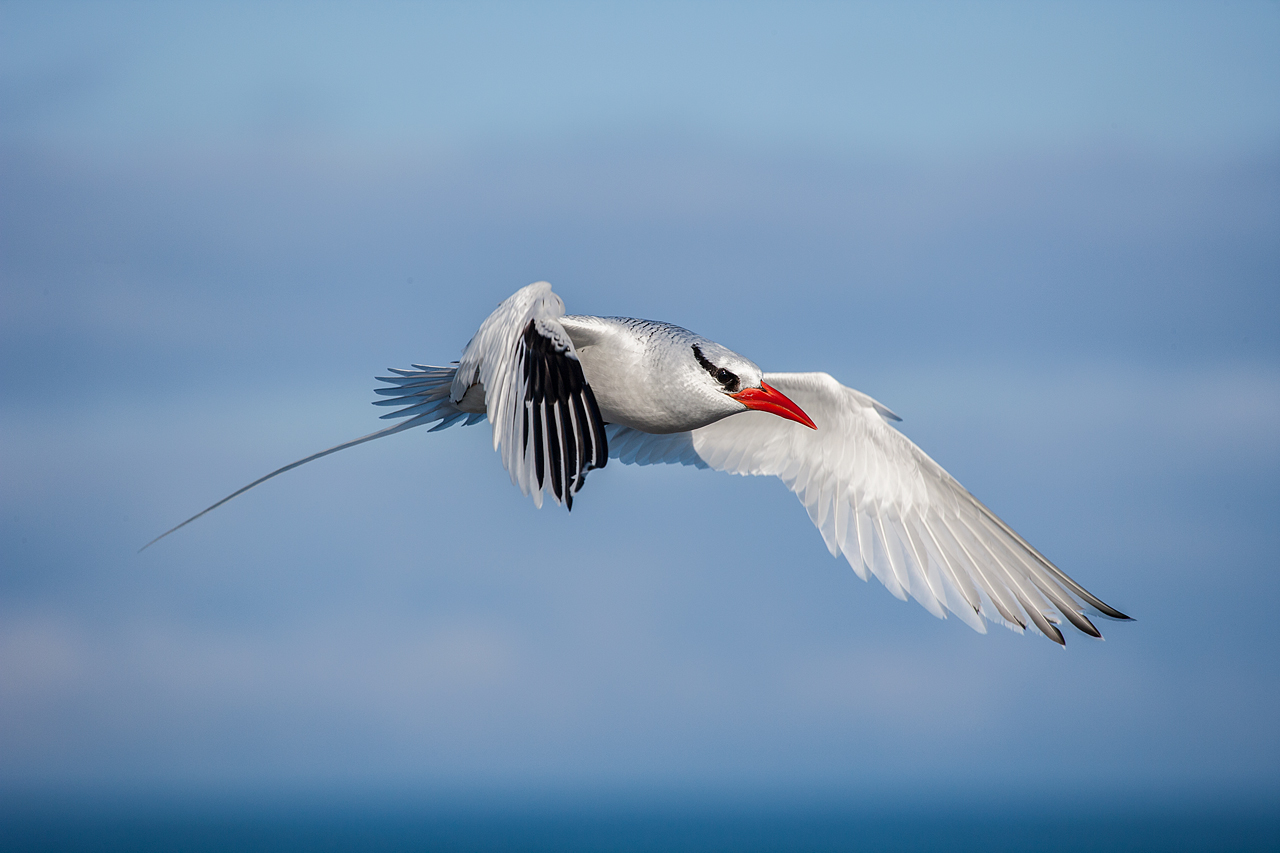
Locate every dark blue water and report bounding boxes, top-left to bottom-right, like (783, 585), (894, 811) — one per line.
(1, 804), (1276, 853)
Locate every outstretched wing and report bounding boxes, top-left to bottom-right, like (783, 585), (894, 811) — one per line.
(608, 372), (1128, 644)
(454, 281), (608, 509)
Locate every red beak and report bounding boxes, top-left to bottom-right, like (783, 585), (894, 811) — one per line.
(731, 382), (817, 429)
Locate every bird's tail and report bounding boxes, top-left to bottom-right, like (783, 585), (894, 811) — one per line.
(140, 365), (484, 551)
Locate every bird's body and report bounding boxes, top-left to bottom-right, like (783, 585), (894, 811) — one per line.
(560, 315), (764, 433)
(146, 282), (1130, 645)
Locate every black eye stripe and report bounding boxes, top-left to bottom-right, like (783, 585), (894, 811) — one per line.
(692, 345), (740, 392)
(691, 344), (717, 374)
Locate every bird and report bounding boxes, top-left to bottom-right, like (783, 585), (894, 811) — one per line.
(144, 281), (1130, 645)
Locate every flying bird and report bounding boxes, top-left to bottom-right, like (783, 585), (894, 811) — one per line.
(145, 282), (1130, 645)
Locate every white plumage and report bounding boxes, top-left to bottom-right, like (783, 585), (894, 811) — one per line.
(145, 282), (1129, 645)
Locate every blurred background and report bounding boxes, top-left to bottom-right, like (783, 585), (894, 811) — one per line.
(2, 1), (1278, 848)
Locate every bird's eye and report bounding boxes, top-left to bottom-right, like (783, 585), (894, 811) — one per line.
(692, 345), (740, 392)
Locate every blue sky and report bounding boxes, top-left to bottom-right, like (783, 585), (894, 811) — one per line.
(1, 1), (1278, 811)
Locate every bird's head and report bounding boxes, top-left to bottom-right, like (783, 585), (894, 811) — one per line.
(689, 343), (816, 429)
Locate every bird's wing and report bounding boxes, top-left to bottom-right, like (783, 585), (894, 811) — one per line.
(455, 281), (608, 509)
(609, 371), (1128, 644)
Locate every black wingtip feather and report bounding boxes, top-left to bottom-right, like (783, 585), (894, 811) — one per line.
(517, 319), (609, 508)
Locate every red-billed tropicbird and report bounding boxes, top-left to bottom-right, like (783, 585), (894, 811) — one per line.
(145, 282), (1129, 644)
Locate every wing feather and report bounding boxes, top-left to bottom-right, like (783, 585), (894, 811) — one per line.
(607, 371), (1129, 643)
(454, 282), (608, 509)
